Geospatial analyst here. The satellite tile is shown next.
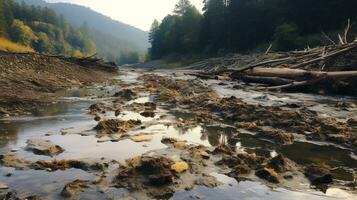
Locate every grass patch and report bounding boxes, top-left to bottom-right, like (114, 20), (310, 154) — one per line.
(0, 37), (34, 53)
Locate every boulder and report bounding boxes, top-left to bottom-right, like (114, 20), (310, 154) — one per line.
(255, 168), (280, 183)
(26, 139), (64, 157)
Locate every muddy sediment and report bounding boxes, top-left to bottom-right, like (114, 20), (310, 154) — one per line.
(0, 53), (118, 116)
(0, 68), (356, 199)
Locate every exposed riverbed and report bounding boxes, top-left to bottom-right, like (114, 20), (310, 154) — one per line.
(0, 69), (356, 199)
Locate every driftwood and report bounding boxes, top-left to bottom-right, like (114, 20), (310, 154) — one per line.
(186, 40), (357, 94)
(235, 75), (294, 86)
(245, 67), (357, 80)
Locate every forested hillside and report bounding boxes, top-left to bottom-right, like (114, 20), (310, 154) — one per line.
(22, 0), (148, 64)
(149, 0), (357, 59)
(0, 0), (95, 56)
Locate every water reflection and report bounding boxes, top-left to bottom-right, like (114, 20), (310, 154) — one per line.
(172, 173), (355, 200)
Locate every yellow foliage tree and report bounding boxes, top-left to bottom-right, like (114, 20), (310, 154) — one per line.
(72, 49), (83, 58)
(10, 19), (37, 47)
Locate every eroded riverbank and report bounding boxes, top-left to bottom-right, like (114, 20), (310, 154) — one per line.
(0, 68), (356, 199)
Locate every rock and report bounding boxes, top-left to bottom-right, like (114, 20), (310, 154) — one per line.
(144, 102), (157, 110)
(255, 168), (280, 183)
(113, 89), (137, 101)
(304, 164), (333, 185)
(94, 115), (101, 121)
(115, 109), (121, 116)
(19, 196), (44, 200)
(95, 119), (141, 135)
(26, 139), (64, 157)
(266, 154), (296, 173)
(140, 111), (155, 118)
(89, 103), (111, 115)
(161, 137), (179, 145)
(0, 182), (8, 189)
(116, 156), (175, 188)
(217, 152), (265, 175)
(212, 145), (235, 155)
(173, 141), (188, 150)
(347, 118), (357, 127)
(31, 160), (105, 172)
(0, 190), (16, 200)
(257, 130), (294, 145)
(61, 180), (89, 198)
(171, 161), (189, 173)
(215, 75), (230, 81)
(130, 134), (153, 142)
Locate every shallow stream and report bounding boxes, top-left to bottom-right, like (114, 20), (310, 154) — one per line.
(0, 70), (356, 199)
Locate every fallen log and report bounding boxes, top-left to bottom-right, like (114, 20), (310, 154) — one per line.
(231, 74), (294, 86)
(245, 67), (357, 80)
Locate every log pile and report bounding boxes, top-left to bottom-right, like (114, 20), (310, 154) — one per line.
(186, 41), (357, 95)
(54, 54), (118, 72)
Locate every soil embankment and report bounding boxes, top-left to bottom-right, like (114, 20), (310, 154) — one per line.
(0, 52), (117, 116)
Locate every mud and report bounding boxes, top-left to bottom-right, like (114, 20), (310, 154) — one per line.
(0, 53), (118, 116)
(0, 68), (356, 199)
(141, 74), (357, 148)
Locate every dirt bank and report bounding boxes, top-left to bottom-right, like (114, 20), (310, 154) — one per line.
(0, 52), (118, 116)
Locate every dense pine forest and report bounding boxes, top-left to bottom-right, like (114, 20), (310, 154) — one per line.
(0, 0), (95, 56)
(149, 0), (357, 60)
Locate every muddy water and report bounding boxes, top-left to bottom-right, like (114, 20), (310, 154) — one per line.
(0, 70), (356, 199)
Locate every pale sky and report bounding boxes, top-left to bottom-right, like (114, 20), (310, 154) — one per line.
(45, 0), (204, 31)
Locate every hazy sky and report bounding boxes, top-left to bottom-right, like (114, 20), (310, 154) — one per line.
(45, 0), (204, 31)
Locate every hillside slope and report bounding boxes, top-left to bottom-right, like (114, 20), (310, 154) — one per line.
(22, 0), (149, 63)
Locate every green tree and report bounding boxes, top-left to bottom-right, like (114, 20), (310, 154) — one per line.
(10, 19), (37, 46)
(273, 23), (300, 51)
(33, 32), (52, 53)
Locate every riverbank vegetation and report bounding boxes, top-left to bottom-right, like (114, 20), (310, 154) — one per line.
(149, 0), (357, 60)
(0, 0), (95, 56)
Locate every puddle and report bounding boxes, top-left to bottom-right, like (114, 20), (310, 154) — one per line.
(172, 173), (355, 200)
(0, 167), (93, 199)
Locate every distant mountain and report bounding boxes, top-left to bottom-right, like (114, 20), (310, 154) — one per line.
(21, 0), (149, 63)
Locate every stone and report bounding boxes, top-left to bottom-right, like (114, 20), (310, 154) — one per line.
(171, 161), (189, 173)
(130, 134), (153, 142)
(255, 168), (280, 183)
(26, 139), (64, 157)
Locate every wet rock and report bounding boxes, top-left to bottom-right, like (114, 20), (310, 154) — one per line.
(26, 139), (65, 157)
(255, 168), (280, 183)
(130, 134), (153, 142)
(189, 146), (210, 159)
(0, 182), (8, 189)
(95, 119), (141, 135)
(0, 190), (16, 200)
(61, 180), (89, 198)
(257, 130), (294, 145)
(304, 164), (333, 185)
(161, 137), (188, 150)
(115, 109), (121, 116)
(194, 175), (221, 188)
(266, 154), (296, 173)
(161, 137), (179, 145)
(89, 103), (111, 115)
(217, 152), (265, 171)
(0, 154), (32, 169)
(144, 102), (157, 110)
(116, 156), (174, 187)
(173, 141), (188, 150)
(212, 145), (235, 155)
(140, 111), (155, 118)
(171, 161), (189, 173)
(31, 160), (105, 172)
(94, 115), (101, 121)
(113, 89), (137, 101)
(347, 118), (357, 127)
(19, 196), (45, 200)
